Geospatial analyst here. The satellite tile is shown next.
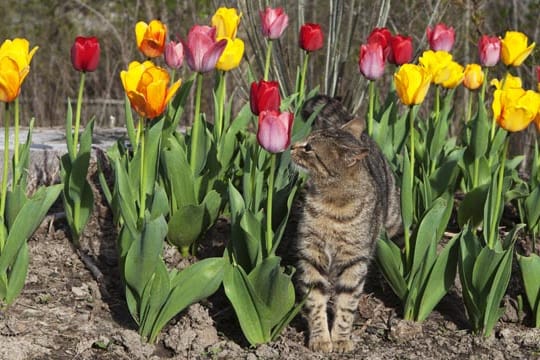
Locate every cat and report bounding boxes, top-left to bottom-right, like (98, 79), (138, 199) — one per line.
(291, 96), (401, 353)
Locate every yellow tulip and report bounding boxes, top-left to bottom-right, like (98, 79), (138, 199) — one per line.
(490, 73), (522, 90)
(440, 60), (464, 89)
(211, 7), (241, 39)
(0, 57), (23, 102)
(492, 88), (540, 132)
(393, 64), (432, 106)
(463, 64), (484, 90)
(135, 20), (167, 58)
(216, 37), (244, 71)
(0, 38), (38, 89)
(500, 31), (535, 67)
(418, 50), (452, 85)
(120, 60), (181, 119)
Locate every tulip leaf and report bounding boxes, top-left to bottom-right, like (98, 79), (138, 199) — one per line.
(400, 149), (413, 230)
(166, 203), (205, 249)
(0, 184), (62, 275)
(457, 184), (489, 229)
(124, 215), (167, 298)
(139, 259), (170, 339)
(471, 94), (490, 159)
(5, 185), (27, 230)
(517, 253), (540, 327)
(376, 236), (407, 301)
(5, 241), (29, 305)
(525, 186), (540, 231)
(161, 137), (197, 207)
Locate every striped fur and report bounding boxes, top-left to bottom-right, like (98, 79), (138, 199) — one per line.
(292, 97), (401, 353)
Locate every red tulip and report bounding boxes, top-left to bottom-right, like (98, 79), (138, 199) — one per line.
(164, 40), (184, 69)
(182, 25), (227, 73)
(260, 7), (289, 40)
(257, 110), (293, 153)
(250, 80), (281, 116)
(71, 36), (100, 72)
(388, 35), (413, 65)
(426, 23), (455, 52)
(299, 23), (324, 52)
(537, 65), (540, 84)
(478, 35), (500, 67)
(359, 42), (385, 80)
(367, 27), (392, 61)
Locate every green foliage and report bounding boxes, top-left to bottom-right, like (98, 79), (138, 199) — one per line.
(517, 253), (540, 327)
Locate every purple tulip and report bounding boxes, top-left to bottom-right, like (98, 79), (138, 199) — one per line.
(164, 40), (184, 69)
(182, 25), (227, 73)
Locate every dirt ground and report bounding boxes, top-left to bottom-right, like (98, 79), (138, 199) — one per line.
(1, 168), (540, 360)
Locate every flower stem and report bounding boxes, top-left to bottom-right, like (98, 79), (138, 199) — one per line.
(434, 86), (440, 124)
(465, 91), (473, 125)
(72, 72), (86, 160)
(13, 98), (20, 187)
(1, 104), (11, 220)
(265, 154), (276, 256)
(138, 119), (146, 222)
(480, 67), (488, 104)
(190, 73), (204, 175)
(367, 80), (375, 137)
(216, 71), (227, 141)
(263, 40), (273, 81)
(488, 136), (508, 249)
(404, 105), (417, 267)
(299, 52), (309, 104)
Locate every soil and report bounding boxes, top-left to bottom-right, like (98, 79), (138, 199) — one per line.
(1, 165), (540, 360)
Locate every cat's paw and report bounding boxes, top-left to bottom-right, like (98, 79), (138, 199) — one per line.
(332, 339), (354, 353)
(309, 338), (333, 353)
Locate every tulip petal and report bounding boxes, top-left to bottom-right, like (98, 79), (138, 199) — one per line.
(201, 38), (227, 72)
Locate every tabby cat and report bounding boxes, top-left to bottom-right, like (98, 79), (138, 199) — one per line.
(292, 96), (401, 353)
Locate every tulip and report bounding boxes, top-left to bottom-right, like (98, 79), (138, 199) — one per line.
(182, 25), (227, 73)
(164, 40), (184, 69)
(299, 23), (324, 52)
(257, 110), (293, 153)
(359, 42), (385, 80)
(211, 7), (241, 39)
(0, 38), (38, 89)
(389, 35), (413, 65)
(492, 87), (540, 132)
(70, 36), (100, 72)
(490, 73), (522, 90)
(367, 27), (392, 61)
(500, 31), (535, 67)
(478, 35), (500, 67)
(0, 57), (23, 102)
(393, 64), (432, 106)
(250, 80), (281, 116)
(260, 7), (289, 40)
(426, 23), (455, 52)
(135, 20), (167, 58)
(440, 61), (464, 89)
(120, 60), (181, 119)
(418, 50), (453, 85)
(463, 64), (484, 90)
(216, 37), (244, 71)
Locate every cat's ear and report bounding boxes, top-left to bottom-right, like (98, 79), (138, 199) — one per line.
(341, 118), (365, 138)
(345, 147), (369, 167)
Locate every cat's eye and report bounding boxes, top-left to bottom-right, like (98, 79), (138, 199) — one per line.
(304, 143), (313, 152)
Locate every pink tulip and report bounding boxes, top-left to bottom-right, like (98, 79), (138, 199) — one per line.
(359, 42), (385, 80)
(478, 35), (500, 67)
(164, 40), (184, 69)
(426, 23), (455, 52)
(182, 25), (227, 73)
(257, 110), (293, 153)
(260, 7), (289, 40)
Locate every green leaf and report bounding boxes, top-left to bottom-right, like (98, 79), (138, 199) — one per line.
(139, 259), (170, 339)
(124, 215), (167, 298)
(5, 185), (27, 230)
(223, 263), (268, 345)
(0, 184), (62, 274)
(518, 253), (540, 327)
(416, 234), (459, 320)
(166, 204), (205, 249)
(471, 98), (490, 159)
(457, 184), (489, 228)
(5, 241), (29, 305)
(376, 236), (407, 300)
(142, 119), (164, 197)
(124, 94), (137, 148)
(161, 137), (196, 207)
(65, 98), (75, 160)
(400, 149), (413, 230)
(525, 187), (540, 231)
(149, 257), (225, 342)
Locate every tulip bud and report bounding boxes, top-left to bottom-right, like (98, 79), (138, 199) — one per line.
(359, 42), (385, 80)
(259, 7), (289, 40)
(135, 20), (167, 58)
(71, 36), (100, 72)
(250, 80), (281, 116)
(367, 27), (392, 61)
(257, 110), (293, 153)
(164, 40), (184, 69)
(299, 23), (324, 52)
(426, 23), (455, 52)
(463, 64), (484, 90)
(389, 35), (413, 65)
(478, 35), (500, 67)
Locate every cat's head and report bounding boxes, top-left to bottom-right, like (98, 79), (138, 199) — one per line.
(291, 119), (369, 184)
